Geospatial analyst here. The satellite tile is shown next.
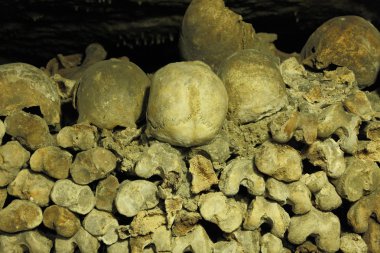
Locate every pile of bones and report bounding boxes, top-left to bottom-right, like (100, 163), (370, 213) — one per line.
(0, 0), (380, 252)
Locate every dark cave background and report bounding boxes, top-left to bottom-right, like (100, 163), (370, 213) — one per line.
(0, 0), (379, 73)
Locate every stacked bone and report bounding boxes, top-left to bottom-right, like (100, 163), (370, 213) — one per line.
(0, 0), (380, 252)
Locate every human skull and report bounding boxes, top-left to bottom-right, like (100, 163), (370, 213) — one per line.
(301, 16), (380, 88)
(146, 61), (228, 147)
(179, 0), (255, 70)
(217, 49), (288, 124)
(0, 63), (61, 125)
(75, 58), (150, 129)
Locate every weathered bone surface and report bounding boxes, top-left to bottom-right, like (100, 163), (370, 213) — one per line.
(213, 240), (241, 253)
(306, 138), (346, 178)
(301, 16), (380, 88)
(363, 218), (380, 253)
(244, 196), (290, 238)
(288, 207), (341, 252)
(0, 120), (5, 145)
(191, 133), (231, 163)
(332, 157), (380, 202)
(347, 190), (380, 233)
(5, 111), (56, 150)
(7, 169), (55, 207)
(55, 227), (100, 253)
(95, 175), (119, 212)
(134, 142), (185, 179)
(50, 179), (96, 215)
(115, 180), (159, 217)
(217, 49), (287, 124)
(171, 225), (213, 253)
(43, 205), (81, 238)
(0, 188), (6, 209)
(0, 63), (61, 125)
(57, 123), (98, 150)
(180, 0), (255, 70)
(199, 192), (245, 233)
(0, 1), (379, 251)
(146, 61), (228, 147)
(75, 58), (150, 129)
(129, 224), (172, 252)
(0, 141), (30, 187)
(0, 230), (53, 253)
(255, 141), (302, 182)
(0, 199), (43, 233)
(301, 171), (342, 211)
(189, 155), (218, 194)
(266, 178), (312, 214)
(339, 233), (368, 253)
(30, 146), (73, 179)
(219, 158), (265, 196)
(261, 233), (290, 253)
(227, 229), (261, 253)
(45, 43), (107, 82)
(83, 209), (119, 245)
(70, 147), (117, 185)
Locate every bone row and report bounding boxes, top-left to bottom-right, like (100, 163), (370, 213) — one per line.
(0, 0), (379, 251)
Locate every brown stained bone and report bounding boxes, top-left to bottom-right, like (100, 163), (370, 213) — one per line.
(43, 205), (81, 238)
(343, 90), (375, 121)
(0, 120), (4, 145)
(45, 43), (107, 81)
(188, 155), (218, 194)
(30, 146), (73, 179)
(180, 0), (255, 70)
(347, 190), (380, 233)
(301, 16), (380, 88)
(5, 111), (56, 150)
(95, 175), (119, 212)
(70, 147), (117, 185)
(0, 63), (61, 125)
(363, 218), (380, 253)
(0, 188), (6, 209)
(129, 208), (166, 237)
(172, 210), (202, 237)
(57, 123), (98, 151)
(0, 199), (43, 233)
(75, 58), (150, 129)
(7, 169), (55, 207)
(0, 6), (380, 251)
(217, 49), (288, 124)
(0, 141), (30, 187)
(129, 225), (172, 253)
